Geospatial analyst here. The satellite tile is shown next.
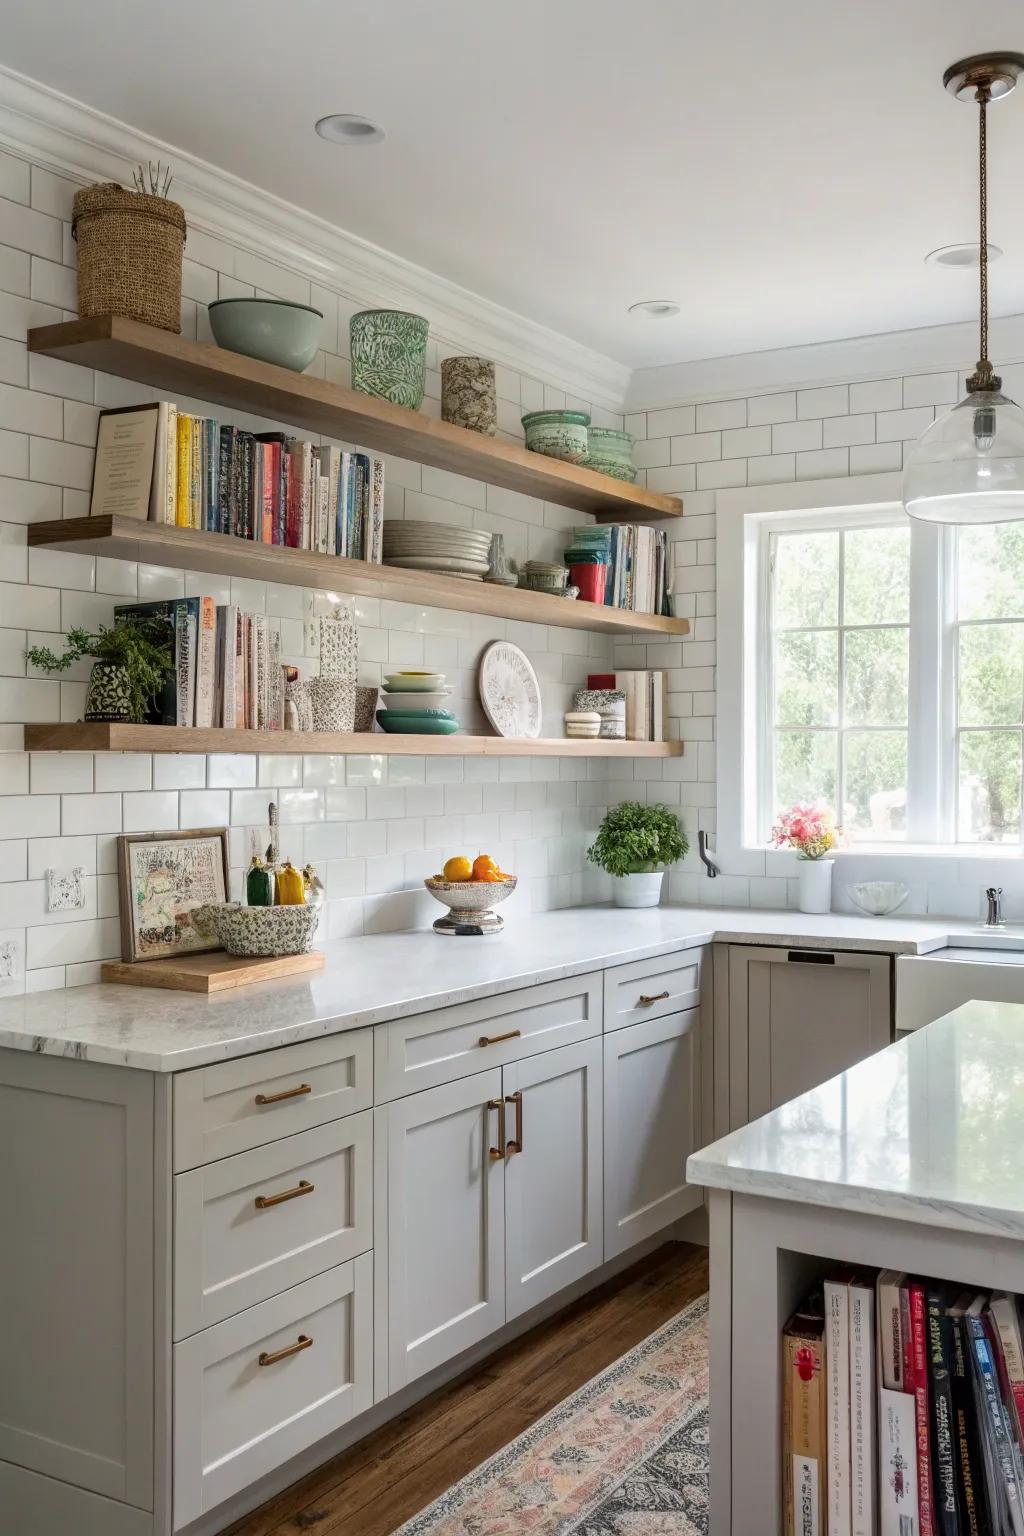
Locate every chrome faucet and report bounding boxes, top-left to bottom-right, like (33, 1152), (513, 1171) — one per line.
(984, 886), (1005, 927)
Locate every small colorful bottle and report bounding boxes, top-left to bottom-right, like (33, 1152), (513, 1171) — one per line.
(246, 855), (274, 908)
(275, 859), (305, 906)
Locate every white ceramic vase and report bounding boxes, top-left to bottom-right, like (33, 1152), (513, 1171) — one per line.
(611, 871), (664, 909)
(798, 858), (834, 915)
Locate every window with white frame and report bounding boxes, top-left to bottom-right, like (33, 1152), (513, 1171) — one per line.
(751, 506), (1024, 847)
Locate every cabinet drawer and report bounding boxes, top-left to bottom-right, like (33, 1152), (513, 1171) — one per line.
(603, 949), (703, 1032)
(374, 972), (602, 1102)
(173, 1255), (372, 1528)
(173, 1031), (373, 1172)
(174, 1112), (372, 1338)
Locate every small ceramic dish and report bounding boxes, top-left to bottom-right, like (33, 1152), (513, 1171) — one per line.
(383, 672), (445, 691)
(847, 881), (910, 917)
(375, 711), (460, 735)
(379, 688), (452, 710)
(521, 410), (590, 464)
(192, 901), (320, 957)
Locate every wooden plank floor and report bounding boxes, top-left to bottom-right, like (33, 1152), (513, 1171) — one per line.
(222, 1241), (708, 1536)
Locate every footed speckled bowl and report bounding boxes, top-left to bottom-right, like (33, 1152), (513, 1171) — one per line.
(192, 902), (320, 957)
(424, 876), (517, 936)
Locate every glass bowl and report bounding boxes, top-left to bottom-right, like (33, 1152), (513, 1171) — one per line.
(847, 881), (910, 917)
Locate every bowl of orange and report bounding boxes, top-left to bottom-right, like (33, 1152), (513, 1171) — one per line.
(425, 854), (517, 936)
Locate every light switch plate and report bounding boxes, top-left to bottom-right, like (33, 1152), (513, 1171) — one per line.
(47, 866), (87, 913)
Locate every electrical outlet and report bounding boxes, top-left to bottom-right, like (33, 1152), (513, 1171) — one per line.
(47, 866), (87, 913)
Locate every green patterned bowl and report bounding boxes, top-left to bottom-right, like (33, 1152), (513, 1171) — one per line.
(207, 298), (324, 372)
(584, 427), (636, 482)
(521, 410), (591, 464)
(350, 309), (429, 409)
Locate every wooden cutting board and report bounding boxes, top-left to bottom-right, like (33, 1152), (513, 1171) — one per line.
(101, 949), (325, 993)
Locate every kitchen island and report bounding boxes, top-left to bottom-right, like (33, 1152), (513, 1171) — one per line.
(688, 997), (1024, 1535)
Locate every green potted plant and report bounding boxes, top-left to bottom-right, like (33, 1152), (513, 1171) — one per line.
(587, 801), (688, 908)
(26, 619), (173, 725)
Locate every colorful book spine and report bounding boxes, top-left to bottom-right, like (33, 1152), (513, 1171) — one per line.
(927, 1292), (961, 1536)
(175, 415), (191, 527)
(193, 597), (217, 729)
(990, 1296), (1024, 1446)
(879, 1387), (919, 1536)
(878, 1272), (906, 1393)
(948, 1311), (986, 1536)
(850, 1275), (877, 1536)
(783, 1295), (827, 1536)
(909, 1283), (936, 1536)
(967, 1315), (1024, 1535)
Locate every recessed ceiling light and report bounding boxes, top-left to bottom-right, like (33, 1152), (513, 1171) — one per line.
(314, 114), (386, 146)
(924, 241), (1002, 269)
(628, 299), (681, 319)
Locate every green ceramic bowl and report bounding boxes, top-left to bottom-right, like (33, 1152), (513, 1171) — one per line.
(521, 410), (591, 464)
(208, 298), (323, 372)
(376, 711), (460, 735)
(584, 427), (636, 482)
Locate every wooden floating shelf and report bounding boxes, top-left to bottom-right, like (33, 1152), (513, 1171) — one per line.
(26, 516), (689, 638)
(23, 724), (685, 758)
(27, 316), (683, 522)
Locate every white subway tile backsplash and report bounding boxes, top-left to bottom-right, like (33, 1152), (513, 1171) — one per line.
(696, 399), (745, 432)
(876, 405), (934, 442)
(747, 391), (796, 426)
(61, 793), (121, 835)
(772, 419), (822, 454)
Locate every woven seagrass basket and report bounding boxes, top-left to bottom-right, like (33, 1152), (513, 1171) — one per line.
(72, 183), (186, 333)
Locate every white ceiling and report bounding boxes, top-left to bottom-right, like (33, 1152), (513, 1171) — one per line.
(3, 0), (1024, 370)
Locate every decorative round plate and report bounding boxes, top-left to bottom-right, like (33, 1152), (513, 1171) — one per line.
(478, 640), (542, 739)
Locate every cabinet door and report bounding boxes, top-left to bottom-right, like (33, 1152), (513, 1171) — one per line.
(0, 1054), (153, 1509)
(503, 1037), (603, 1321)
(384, 1069), (505, 1393)
(603, 1009), (702, 1259)
(729, 946), (891, 1125)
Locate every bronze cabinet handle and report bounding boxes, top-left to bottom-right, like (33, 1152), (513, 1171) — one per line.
(254, 1083), (312, 1106)
(638, 991), (670, 1006)
(478, 1028), (521, 1048)
(505, 1089), (523, 1156)
(487, 1098), (506, 1162)
(258, 1334), (313, 1367)
(255, 1179), (314, 1210)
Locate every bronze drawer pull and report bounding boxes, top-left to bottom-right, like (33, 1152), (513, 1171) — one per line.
(255, 1083), (312, 1106)
(258, 1334), (313, 1367)
(505, 1089), (523, 1156)
(478, 1028), (521, 1047)
(638, 990), (670, 1006)
(255, 1179), (314, 1210)
(487, 1098), (506, 1162)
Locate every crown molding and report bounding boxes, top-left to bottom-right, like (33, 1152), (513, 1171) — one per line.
(627, 312), (1024, 410)
(0, 65), (631, 410)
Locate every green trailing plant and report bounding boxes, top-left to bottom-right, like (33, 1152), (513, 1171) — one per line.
(26, 619), (173, 725)
(586, 801), (688, 878)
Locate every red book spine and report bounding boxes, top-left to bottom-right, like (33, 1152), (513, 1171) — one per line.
(272, 443), (284, 545)
(261, 444), (274, 543)
(910, 1282), (935, 1536)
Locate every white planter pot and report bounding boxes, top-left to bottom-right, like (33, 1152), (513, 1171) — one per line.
(611, 871), (664, 909)
(797, 858), (833, 915)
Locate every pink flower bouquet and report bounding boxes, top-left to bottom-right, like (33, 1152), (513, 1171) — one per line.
(770, 802), (840, 861)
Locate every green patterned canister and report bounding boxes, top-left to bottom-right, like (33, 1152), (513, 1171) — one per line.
(521, 410), (591, 464)
(441, 356), (497, 435)
(584, 427), (636, 482)
(350, 309), (429, 409)
(84, 661), (133, 722)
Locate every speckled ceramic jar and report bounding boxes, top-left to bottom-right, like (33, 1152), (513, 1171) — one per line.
(441, 356), (497, 435)
(584, 427), (636, 481)
(84, 661), (133, 722)
(521, 410), (591, 464)
(350, 309), (428, 409)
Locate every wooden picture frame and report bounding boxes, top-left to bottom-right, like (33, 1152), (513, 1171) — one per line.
(116, 827), (230, 964)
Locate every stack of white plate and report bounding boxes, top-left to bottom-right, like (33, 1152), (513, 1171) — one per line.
(383, 521), (493, 581)
(564, 710), (602, 740)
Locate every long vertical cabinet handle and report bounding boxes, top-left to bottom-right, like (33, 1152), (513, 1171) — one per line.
(505, 1090), (523, 1157)
(486, 1098), (506, 1162)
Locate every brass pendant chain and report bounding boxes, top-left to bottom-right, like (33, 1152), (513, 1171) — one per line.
(969, 84), (999, 392)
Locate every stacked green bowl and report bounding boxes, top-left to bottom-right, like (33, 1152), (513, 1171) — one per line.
(584, 427), (636, 482)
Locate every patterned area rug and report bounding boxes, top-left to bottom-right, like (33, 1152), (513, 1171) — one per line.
(395, 1294), (709, 1536)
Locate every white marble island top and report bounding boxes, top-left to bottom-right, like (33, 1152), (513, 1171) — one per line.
(0, 905), (952, 1073)
(689, 999), (1024, 1241)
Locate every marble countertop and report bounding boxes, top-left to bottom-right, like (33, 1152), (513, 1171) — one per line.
(688, 999), (1024, 1240)
(0, 905), (956, 1073)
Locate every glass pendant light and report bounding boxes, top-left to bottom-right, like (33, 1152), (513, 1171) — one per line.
(903, 53), (1024, 525)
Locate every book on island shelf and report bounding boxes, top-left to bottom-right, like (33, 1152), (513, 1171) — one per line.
(782, 1275), (1024, 1536)
(89, 401), (385, 563)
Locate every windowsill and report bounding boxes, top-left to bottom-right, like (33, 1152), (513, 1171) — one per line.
(749, 841), (1024, 866)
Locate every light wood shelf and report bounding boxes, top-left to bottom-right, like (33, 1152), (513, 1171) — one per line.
(23, 723), (685, 758)
(25, 516), (689, 638)
(27, 316), (683, 522)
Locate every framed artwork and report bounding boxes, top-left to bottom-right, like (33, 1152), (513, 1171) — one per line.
(116, 827), (230, 963)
